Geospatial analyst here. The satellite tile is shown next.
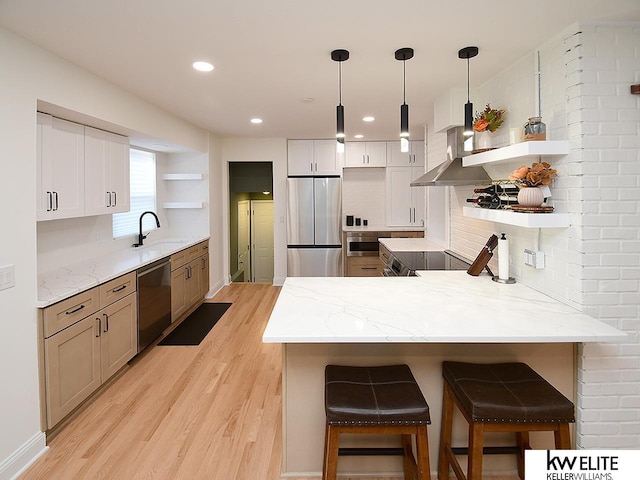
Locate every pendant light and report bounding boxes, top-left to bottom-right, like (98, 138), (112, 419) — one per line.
(395, 47), (414, 152)
(331, 49), (349, 151)
(458, 46), (479, 137)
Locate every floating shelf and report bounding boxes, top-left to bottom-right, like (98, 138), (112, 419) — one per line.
(162, 202), (205, 209)
(162, 173), (204, 180)
(463, 206), (570, 228)
(462, 141), (569, 167)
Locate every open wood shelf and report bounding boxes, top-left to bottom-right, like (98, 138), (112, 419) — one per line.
(463, 206), (570, 228)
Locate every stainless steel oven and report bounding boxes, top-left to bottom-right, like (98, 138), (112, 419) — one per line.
(345, 232), (381, 257)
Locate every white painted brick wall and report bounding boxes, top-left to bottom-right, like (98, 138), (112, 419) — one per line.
(440, 21), (640, 450)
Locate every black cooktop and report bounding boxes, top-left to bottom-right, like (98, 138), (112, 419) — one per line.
(392, 250), (472, 272)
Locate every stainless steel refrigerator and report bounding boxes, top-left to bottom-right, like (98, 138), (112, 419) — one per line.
(287, 176), (342, 276)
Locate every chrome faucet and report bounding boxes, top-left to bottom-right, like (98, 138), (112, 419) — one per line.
(133, 211), (160, 247)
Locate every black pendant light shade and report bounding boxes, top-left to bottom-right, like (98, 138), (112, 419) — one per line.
(458, 46), (478, 137)
(331, 49), (349, 140)
(395, 48), (413, 145)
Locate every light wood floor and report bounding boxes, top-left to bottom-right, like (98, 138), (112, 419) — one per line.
(22, 283), (516, 480)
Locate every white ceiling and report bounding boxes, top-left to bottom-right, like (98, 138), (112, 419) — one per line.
(2, 0), (639, 147)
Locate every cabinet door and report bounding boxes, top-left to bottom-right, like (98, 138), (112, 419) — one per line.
(171, 266), (188, 322)
(345, 142), (366, 167)
(411, 165), (426, 227)
(199, 255), (210, 298)
(313, 140), (340, 175)
(44, 315), (101, 429)
(100, 294), (137, 381)
(366, 142), (387, 167)
(287, 140), (314, 176)
(37, 113), (85, 221)
(386, 140), (424, 167)
(386, 167), (413, 226)
(186, 259), (202, 308)
(85, 127), (130, 216)
(346, 256), (381, 277)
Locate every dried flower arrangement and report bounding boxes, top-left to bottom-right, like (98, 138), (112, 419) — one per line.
(473, 104), (506, 132)
(509, 162), (557, 187)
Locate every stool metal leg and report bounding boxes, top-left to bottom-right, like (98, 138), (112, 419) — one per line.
(439, 382), (454, 480)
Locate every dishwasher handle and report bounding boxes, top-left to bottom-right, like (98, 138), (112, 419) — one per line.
(137, 258), (171, 277)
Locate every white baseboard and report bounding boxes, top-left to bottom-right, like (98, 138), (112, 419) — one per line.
(0, 431), (47, 480)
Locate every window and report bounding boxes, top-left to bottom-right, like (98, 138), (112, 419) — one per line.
(113, 149), (157, 238)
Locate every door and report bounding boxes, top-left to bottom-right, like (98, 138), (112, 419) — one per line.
(314, 177), (341, 245)
(237, 200), (251, 282)
(251, 200), (274, 283)
(100, 294), (137, 381)
(287, 177), (314, 245)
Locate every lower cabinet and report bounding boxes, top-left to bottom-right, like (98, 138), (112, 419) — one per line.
(170, 240), (209, 323)
(346, 256), (381, 277)
(43, 292), (137, 429)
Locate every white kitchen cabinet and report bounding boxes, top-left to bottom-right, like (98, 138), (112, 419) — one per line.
(36, 113), (86, 220)
(84, 126), (130, 216)
(287, 139), (341, 175)
(386, 140), (425, 167)
(386, 166), (425, 227)
(344, 141), (387, 167)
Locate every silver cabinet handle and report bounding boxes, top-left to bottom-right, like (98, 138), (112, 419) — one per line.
(46, 191), (53, 211)
(112, 285), (126, 293)
(106, 191), (111, 207)
(103, 313), (109, 332)
(53, 191), (59, 211)
(112, 191), (116, 206)
(96, 317), (102, 337)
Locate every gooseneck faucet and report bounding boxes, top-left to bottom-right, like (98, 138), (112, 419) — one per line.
(133, 211), (161, 247)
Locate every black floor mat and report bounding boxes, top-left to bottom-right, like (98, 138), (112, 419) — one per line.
(157, 303), (231, 346)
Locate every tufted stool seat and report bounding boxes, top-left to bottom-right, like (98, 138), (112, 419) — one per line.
(438, 362), (575, 480)
(323, 364), (431, 480)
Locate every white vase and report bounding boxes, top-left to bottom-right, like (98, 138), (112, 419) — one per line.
(517, 187), (544, 207)
(475, 131), (492, 150)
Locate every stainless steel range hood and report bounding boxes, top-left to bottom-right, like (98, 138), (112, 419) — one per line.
(411, 127), (491, 186)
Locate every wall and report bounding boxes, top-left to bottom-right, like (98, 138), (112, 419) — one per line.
(342, 168), (386, 227)
(221, 138), (287, 286)
(0, 27), (216, 479)
(438, 22), (639, 448)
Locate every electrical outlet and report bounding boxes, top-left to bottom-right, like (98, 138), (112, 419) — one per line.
(524, 249), (545, 269)
(0, 264), (15, 291)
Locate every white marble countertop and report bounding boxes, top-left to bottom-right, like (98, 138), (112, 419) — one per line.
(262, 274), (626, 343)
(37, 235), (209, 308)
(342, 225), (425, 233)
(379, 237), (447, 252)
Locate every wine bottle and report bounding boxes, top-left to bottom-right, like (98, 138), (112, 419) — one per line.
(466, 195), (518, 209)
(473, 184), (519, 195)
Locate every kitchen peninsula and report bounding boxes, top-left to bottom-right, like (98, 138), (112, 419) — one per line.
(262, 274), (626, 477)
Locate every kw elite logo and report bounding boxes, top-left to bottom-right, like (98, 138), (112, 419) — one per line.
(525, 450), (640, 480)
(545, 451), (617, 480)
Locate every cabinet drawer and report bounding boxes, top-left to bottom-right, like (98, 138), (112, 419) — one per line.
(99, 272), (136, 307)
(346, 256), (381, 277)
(199, 240), (209, 257)
(390, 231), (424, 238)
(171, 250), (188, 270)
(43, 287), (100, 338)
(186, 244), (202, 262)
(379, 244), (391, 264)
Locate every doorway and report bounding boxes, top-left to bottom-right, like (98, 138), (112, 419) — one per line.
(228, 162), (274, 283)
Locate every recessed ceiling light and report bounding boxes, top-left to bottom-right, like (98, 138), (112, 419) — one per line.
(363, 116), (375, 122)
(250, 118), (263, 124)
(192, 61), (214, 72)
(354, 134), (364, 139)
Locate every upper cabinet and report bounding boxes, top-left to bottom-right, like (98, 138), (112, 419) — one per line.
(386, 140), (425, 167)
(288, 139), (341, 176)
(36, 113), (130, 221)
(37, 113), (86, 220)
(85, 127), (130, 216)
(386, 166), (425, 227)
(344, 141), (387, 167)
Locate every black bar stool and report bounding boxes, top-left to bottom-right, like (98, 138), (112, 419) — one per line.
(323, 364), (432, 480)
(439, 361), (575, 480)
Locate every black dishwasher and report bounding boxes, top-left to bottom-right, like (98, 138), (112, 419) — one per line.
(136, 258), (171, 353)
